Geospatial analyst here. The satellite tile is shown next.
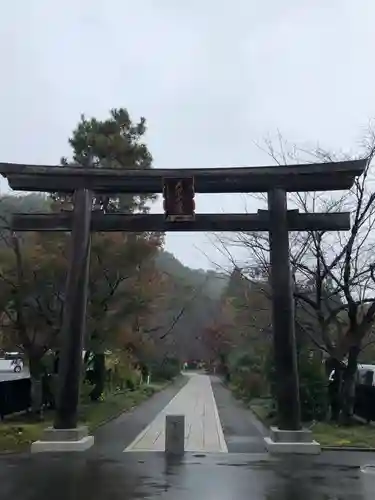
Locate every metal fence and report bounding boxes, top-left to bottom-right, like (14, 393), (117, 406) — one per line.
(1, 375), (375, 422)
(0, 378), (31, 419)
(354, 384), (375, 423)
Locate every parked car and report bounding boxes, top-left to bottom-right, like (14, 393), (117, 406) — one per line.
(4, 352), (24, 373)
(11, 359), (23, 373)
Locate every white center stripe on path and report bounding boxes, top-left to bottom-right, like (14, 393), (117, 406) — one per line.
(124, 374), (228, 453)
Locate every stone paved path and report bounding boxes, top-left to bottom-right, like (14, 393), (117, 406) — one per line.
(124, 373), (228, 453)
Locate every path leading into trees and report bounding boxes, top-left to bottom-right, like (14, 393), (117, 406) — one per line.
(94, 372), (266, 455)
(124, 373), (228, 453)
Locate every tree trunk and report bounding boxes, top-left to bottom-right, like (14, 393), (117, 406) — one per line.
(340, 345), (360, 425)
(139, 363), (148, 384)
(326, 358), (342, 422)
(90, 353), (106, 401)
(29, 355), (44, 419)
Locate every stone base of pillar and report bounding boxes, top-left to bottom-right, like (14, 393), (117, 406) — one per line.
(361, 465), (375, 500)
(31, 426), (94, 453)
(264, 426), (321, 455)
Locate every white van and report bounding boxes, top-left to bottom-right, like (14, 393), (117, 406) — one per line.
(328, 363), (375, 386)
(0, 352), (24, 373)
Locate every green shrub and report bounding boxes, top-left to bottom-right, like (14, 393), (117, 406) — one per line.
(150, 357), (180, 381)
(126, 378), (135, 391)
(265, 348), (328, 422)
(298, 353), (328, 422)
(141, 385), (156, 397)
(228, 350), (267, 401)
(107, 360), (142, 392)
(241, 371), (264, 400)
(80, 380), (95, 404)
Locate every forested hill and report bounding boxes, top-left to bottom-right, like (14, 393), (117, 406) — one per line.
(0, 194), (228, 300)
(155, 251), (227, 301)
(0, 193), (50, 220)
(0, 194), (227, 361)
(153, 251), (228, 361)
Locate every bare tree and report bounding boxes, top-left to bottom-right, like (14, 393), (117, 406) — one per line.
(213, 130), (375, 422)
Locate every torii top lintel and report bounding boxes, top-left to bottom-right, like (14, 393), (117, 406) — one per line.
(0, 159), (366, 194)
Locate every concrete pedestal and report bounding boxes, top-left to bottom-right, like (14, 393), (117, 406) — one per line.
(361, 465), (375, 500)
(165, 415), (185, 455)
(31, 426), (94, 453)
(264, 426), (321, 455)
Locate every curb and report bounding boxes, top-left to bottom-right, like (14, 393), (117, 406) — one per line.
(225, 383), (375, 453)
(217, 377), (270, 437)
(247, 406), (270, 437)
(91, 380), (174, 431)
(322, 446), (375, 452)
(90, 397), (139, 432)
(91, 374), (188, 431)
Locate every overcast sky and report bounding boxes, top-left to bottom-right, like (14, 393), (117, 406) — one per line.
(1, 1), (374, 270)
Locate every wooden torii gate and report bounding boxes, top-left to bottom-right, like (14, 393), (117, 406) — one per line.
(0, 159), (366, 449)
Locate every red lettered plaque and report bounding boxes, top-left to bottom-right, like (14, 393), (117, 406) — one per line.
(163, 177), (195, 221)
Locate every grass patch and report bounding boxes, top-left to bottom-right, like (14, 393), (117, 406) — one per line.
(0, 420), (48, 453)
(249, 398), (375, 449)
(311, 421), (375, 448)
(228, 383), (276, 425)
(250, 398), (275, 425)
(80, 383), (166, 432)
(231, 377), (375, 450)
(228, 383), (255, 407)
(0, 382), (167, 453)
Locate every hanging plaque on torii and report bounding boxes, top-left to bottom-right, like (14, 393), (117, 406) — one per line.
(162, 177), (195, 222)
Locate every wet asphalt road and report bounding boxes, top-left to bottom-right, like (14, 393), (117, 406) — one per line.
(0, 375), (374, 499)
(0, 451), (370, 499)
(211, 376), (267, 453)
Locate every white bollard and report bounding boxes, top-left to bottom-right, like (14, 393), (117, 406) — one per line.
(165, 415), (185, 455)
(361, 465), (375, 499)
